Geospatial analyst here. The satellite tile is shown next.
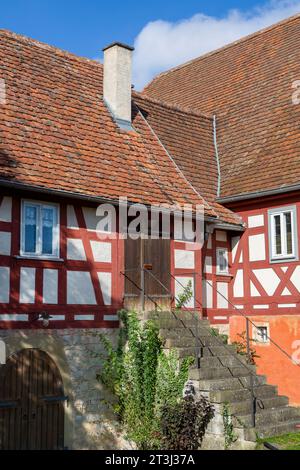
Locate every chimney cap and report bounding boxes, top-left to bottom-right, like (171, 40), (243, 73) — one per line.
(103, 42), (134, 53)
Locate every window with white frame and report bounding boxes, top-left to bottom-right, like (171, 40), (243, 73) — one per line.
(21, 201), (60, 258)
(269, 206), (297, 261)
(216, 248), (229, 274)
(253, 325), (270, 344)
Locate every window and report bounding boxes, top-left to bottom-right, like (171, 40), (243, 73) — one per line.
(217, 248), (229, 274)
(269, 206), (297, 261)
(21, 201), (59, 258)
(255, 326), (269, 344)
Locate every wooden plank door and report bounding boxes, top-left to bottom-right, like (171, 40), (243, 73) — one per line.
(0, 349), (65, 450)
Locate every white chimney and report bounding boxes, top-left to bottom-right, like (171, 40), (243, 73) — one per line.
(103, 42), (134, 130)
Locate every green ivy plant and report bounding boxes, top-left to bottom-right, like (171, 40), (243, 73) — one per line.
(176, 280), (193, 309)
(222, 403), (238, 450)
(210, 327), (229, 345)
(97, 310), (195, 450)
(231, 331), (260, 365)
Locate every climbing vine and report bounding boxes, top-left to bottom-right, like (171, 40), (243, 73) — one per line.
(97, 310), (197, 450)
(222, 403), (238, 450)
(231, 331), (260, 365)
(176, 280), (193, 309)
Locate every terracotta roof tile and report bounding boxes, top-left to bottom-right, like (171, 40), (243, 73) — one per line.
(134, 94), (240, 225)
(144, 14), (300, 199)
(0, 29), (213, 215)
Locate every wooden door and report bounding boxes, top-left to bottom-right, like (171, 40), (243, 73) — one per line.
(124, 238), (171, 298)
(0, 349), (65, 450)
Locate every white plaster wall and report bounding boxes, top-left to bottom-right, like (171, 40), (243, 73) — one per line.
(0, 197), (12, 222)
(202, 280), (213, 308)
(0, 267), (9, 303)
(250, 281), (261, 297)
(291, 266), (300, 292)
(232, 236), (243, 263)
(253, 269), (281, 296)
(217, 282), (228, 309)
(91, 241), (112, 263)
(43, 269), (58, 304)
(67, 271), (97, 305)
(204, 256), (212, 274)
(20, 267), (36, 304)
(67, 238), (87, 261)
(233, 270), (244, 297)
(175, 277), (195, 308)
(174, 250), (195, 269)
(67, 205), (79, 230)
(97, 273), (112, 306)
(0, 231), (11, 255)
(249, 234), (266, 262)
(248, 214), (264, 228)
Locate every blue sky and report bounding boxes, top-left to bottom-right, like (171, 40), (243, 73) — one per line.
(1, 1), (300, 88)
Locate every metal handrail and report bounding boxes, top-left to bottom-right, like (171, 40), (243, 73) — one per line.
(120, 270), (162, 312)
(120, 266), (299, 429)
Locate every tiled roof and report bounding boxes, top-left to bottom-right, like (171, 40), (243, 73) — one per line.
(0, 29), (216, 217)
(143, 14), (300, 200)
(134, 94), (240, 225)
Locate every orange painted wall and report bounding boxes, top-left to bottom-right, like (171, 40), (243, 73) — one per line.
(230, 315), (300, 406)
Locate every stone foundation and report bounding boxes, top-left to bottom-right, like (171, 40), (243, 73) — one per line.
(0, 328), (134, 450)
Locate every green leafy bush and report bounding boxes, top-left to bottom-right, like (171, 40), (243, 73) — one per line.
(176, 280), (193, 309)
(160, 394), (214, 450)
(97, 310), (195, 450)
(231, 331), (260, 365)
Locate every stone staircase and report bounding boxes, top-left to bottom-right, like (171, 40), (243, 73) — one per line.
(145, 311), (300, 450)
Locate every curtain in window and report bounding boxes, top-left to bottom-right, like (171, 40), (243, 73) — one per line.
(24, 206), (37, 253)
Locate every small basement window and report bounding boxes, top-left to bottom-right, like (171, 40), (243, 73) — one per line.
(253, 325), (270, 344)
(21, 200), (60, 258)
(216, 248), (229, 274)
(269, 206), (297, 261)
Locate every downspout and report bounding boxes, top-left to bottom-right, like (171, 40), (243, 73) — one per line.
(213, 115), (221, 198)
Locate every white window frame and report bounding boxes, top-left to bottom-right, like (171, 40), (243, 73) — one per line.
(253, 323), (270, 345)
(216, 247), (229, 275)
(268, 206), (298, 262)
(20, 200), (60, 259)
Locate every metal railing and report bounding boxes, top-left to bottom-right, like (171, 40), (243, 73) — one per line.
(121, 267), (266, 427)
(121, 266), (300, 429)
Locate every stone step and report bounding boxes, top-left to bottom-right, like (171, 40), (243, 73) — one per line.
(241, 420), (300, 441)
(201, 345), (238, 357)
(159, 328), (212, 339)
(157, 319), (209, 329)
(225, 395), (289, 415)
(189, 366), (256, 381)
(144, 311), (206, 322)
(233, 406), (300, 429)
(199, 355), (249, 369)
(208, 384), (278, 404)
(192, 375), (266, 392)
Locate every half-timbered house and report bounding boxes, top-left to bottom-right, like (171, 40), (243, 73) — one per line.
(1, 13), (300, 449)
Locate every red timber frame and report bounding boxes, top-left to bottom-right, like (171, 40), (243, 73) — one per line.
(228, 191), (300, 318)
(0, 190), (124, 329)
(202, 230), (233, 324)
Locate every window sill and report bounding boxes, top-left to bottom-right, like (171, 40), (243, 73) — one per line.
(15, 255), (64, 262)
(270, 257), (298, 264)
(216, 273), (233, 282)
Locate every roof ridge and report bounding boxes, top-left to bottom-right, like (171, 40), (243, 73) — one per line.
(0, 28), (103, 68)
(143, 12), (300, 90)
(134, 91), (213, 121)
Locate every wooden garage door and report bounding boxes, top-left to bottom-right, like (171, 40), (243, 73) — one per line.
(0, 349), (65, 450)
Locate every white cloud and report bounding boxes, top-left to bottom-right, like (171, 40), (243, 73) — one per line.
(133, 0), (300, 90)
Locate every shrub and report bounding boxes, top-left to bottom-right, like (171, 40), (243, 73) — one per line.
(97, 310), (195, 450)
(160, 394), (214, 450)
